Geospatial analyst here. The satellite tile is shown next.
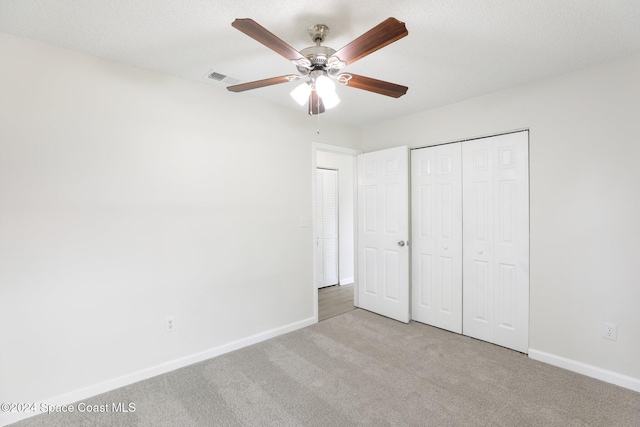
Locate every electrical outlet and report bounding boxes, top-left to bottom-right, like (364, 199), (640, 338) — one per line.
(166, 316), (175, 333)
(602, 322), (617, 341)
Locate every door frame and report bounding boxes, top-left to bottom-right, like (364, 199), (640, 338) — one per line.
(312, 143), (362, 322)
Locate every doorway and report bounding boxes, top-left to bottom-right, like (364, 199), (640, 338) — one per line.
(314, 143), (360, 321)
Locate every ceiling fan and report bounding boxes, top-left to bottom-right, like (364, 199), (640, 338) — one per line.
(227, 17), (409, 115)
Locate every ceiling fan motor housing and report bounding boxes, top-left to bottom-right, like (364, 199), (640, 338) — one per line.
(298, 45), (340, 76)
(294, 24), (348, 77)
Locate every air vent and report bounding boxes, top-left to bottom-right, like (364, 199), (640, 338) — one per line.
(203, 70), (240, 85)
(208, 71), (227, 81)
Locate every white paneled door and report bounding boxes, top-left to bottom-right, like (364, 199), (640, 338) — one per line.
(411, 144), (463, 333)
(357, 147), (410, 323)
(316, 168), (339, 289)
(462, 132), (529, 353)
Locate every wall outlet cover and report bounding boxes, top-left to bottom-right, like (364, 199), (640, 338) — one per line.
(602, 322), (617, 341)
(166, 316), (176, 333)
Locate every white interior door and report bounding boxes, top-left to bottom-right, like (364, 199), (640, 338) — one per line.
(357, 146), (410, 323)
(411, 143), (463, 333)
(462, 131), (529, 353)
(315, 168), (339, 289)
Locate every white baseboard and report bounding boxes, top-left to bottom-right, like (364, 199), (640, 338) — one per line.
(0, 316), (316, 427)
(528, 349), (640, 392)
(339, 277), (354, 285)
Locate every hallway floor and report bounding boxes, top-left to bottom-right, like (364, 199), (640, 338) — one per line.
(318, 283), (355, 321)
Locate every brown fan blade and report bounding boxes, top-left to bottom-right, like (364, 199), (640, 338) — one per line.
(227, 75), (297, 92)
(339, 73), (408, 98)
(308, 90), (325, 115)
(331, 17), (408, 66)
(232, 18), (306, 62)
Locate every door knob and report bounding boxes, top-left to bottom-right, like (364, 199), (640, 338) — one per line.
(443, 245), (448, 250)
(477, 250), (483, 254)
(397, 241), (405, 247)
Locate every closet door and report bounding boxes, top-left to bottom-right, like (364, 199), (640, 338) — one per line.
(316, 168), (339, 289)
(462, 132), (529, 353)
(411, 144), (463, 333)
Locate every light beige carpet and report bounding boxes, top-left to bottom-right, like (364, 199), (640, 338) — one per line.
(11, 309), (640, 426)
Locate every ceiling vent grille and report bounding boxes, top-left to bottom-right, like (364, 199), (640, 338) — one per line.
(208, 71), (227, 81)
(204, 70), (240, 85)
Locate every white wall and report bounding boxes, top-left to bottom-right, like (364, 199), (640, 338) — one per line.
(0, 33), (361, 424)
(315, 150), (356, 285)
(363, 56), (640, 386)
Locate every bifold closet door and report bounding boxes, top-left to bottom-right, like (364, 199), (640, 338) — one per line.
(411, 144), (463, 333)
(462, 132), (529, 353)
(316, 168), (339, 289)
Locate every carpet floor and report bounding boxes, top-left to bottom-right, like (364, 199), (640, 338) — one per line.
(11, 309), (640, 426)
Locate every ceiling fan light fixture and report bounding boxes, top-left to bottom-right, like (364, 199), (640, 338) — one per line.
(315, 75), (340, 109)
(320, 90), (340, 109)
(315, 75), (334, 97)
(291, 82), (312, 106)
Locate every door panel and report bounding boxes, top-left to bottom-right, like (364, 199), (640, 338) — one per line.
(364, 247), (377, 294)
(492, 133), (529, 352)
(384, 250), (399, 300)
(411, 144), (462, 333)
(463, 132), (529, 353)
(357, 147), (410, 323)
(462, 138), (494, 342)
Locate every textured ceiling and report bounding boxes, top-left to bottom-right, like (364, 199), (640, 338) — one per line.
(2, 0), (640, 127)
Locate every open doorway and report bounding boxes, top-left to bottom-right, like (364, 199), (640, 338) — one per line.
(314, 143), (360, 321)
